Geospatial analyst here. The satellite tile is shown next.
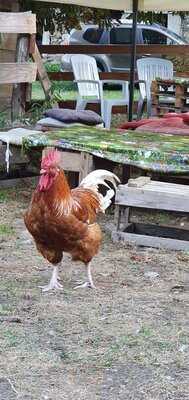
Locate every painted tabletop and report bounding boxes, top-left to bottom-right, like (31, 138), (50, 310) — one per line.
(23, 126), (189, 174)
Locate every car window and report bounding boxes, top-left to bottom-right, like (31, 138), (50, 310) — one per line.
(83, 28), (103, 44)
(110, 28), (132, 44)
(142, 29), (167, 44)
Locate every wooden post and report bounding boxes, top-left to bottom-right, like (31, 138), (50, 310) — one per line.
(32, 43), (51, 99)
(11, 34), (30, 121)
(175, 83), (185, 110)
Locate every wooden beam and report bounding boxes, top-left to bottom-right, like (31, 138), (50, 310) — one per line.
(0, 63), (37, 84)
(45, 70), (189, 82)
(112, 230), (189, 251)
(39, 44), (189, 56)
(0, 0), (19, 11)
(57, 100), (128, 114)
(47, 71), (135, 81)
(32, 43), (51, 98)
(116, 182), (189, 213)
(0, 12), (36, 34)
(27, 99), (136, 114)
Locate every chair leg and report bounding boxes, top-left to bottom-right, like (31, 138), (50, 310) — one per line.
(100, 100), (105, 126)
(146, 98), (152, 118)
(76, 99), (87, 110)
(137, 98), (144, 120)
(104, 104), (112, 129)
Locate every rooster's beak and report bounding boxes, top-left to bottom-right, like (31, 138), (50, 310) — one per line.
(40, 169), (46, 174)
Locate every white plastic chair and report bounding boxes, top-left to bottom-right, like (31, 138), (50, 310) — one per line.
(137, 57), (174, 119)
(71, 54), (129, 129)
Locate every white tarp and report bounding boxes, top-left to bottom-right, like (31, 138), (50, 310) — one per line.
(32, 0), (189, 11)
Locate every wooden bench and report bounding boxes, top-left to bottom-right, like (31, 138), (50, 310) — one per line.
(112, 177), (189, 251)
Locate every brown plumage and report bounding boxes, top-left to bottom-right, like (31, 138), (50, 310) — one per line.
(24, 149), (119, 291)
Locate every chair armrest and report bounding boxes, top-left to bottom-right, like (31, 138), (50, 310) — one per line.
(101, 79), (128, 85)
(74, 79), (101, 85)
(74, 79), (103, 99)
(134, 79), (146, 84)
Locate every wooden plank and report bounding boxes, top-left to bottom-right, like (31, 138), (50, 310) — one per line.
(0, 32), (17, 110)
(115, 183), (189, 213)
(128, 177), (151, 187)
(46, 71), (189, 82)
(176, 72), (189, 78)
(79, 152), (94, 182)
(118, 180), (189, 195)
(29, 34), (36, 55)
(0, 12), (36, 34)
(43, 148), (83, 172)
(39, 44), (189, 56)
(140, 181), (189, 194)
(0, 63), (37, 84)
(47, 71), (134, 81)
(111, 231), (189, 251)
(32, 43), (51, 99)
(57, 100), (128, 114)
(42, 148), (94, 182)
(27, 99), (135, 114)
(0, 0), (19, 12)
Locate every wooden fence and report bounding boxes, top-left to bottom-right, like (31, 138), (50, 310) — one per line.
(37, 43), (189, 114)
(0, 12), (37, 118)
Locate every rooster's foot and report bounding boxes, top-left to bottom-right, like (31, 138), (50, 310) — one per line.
(39, 281), (63, 292)
(39, 266), (63, 292)
(74, 281), (96, 289)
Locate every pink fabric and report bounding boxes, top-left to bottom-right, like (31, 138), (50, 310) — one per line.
(119, 112), (189, 136)
(136, 125), (189, 135)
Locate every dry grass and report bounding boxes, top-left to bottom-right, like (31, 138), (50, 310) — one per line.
(0, 183), (189, 399)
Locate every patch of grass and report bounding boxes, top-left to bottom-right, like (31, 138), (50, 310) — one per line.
(155, 341), (174, 350)
(32, 80), (140, 102)
(139, 326), (153, 338)
(0, 190), (10, 202)
(0, 224), (15, 236)
(0, 303), (14, 315)
(2, 328), (21, 348)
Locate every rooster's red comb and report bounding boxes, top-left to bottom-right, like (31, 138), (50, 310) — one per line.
(41, 149), (61, 169)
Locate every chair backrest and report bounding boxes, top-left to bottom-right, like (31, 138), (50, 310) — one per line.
(137, 57), (173, 99)
(71, 54), (100, 98)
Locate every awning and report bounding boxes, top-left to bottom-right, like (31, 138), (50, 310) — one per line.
(32, 0), (189, 11)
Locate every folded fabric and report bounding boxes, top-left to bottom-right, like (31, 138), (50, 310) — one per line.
(0, 128), (40, 145)
(136, 125), (189, 135)
(119, 113), (189, 136)
(44, 108), (103, 126)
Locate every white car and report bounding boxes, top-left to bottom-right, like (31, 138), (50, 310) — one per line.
(61, 23), (188, 72)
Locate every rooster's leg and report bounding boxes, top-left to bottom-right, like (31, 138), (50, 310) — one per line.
(39, 264), (63, 292)
(74, 262), (96, 289)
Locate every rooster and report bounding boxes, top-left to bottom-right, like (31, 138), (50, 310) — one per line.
(24, 149), (119, 291)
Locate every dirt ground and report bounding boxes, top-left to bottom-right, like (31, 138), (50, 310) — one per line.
(0, 183), (189, 400)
